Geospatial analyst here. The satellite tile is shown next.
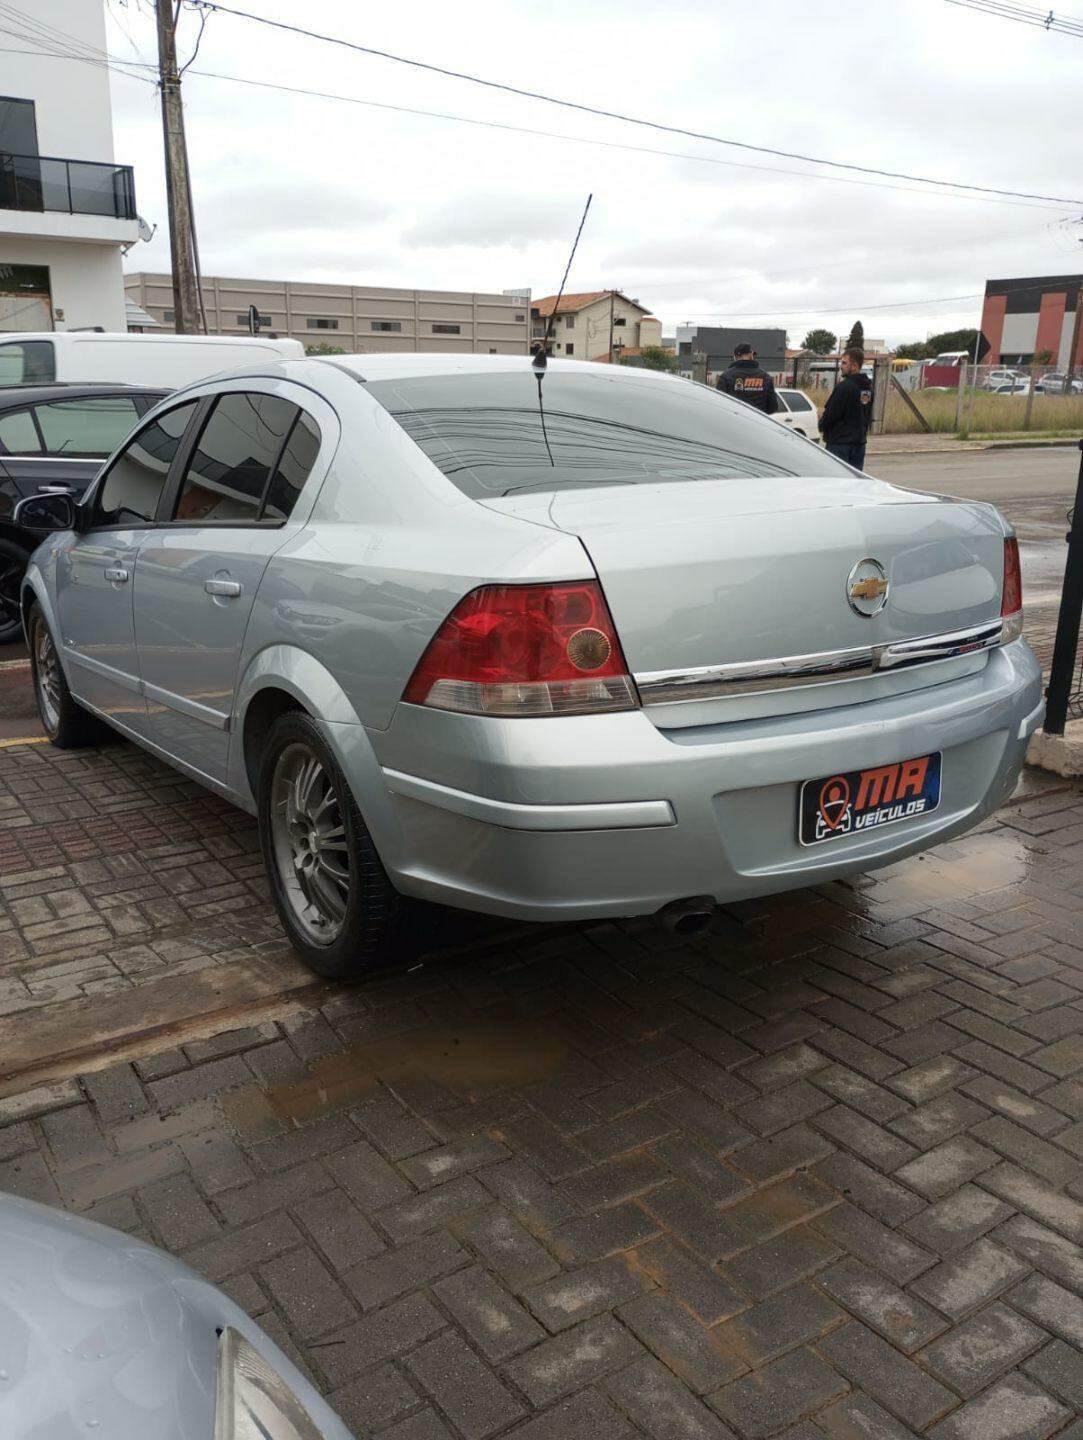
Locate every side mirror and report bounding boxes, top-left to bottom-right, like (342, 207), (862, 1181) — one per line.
(13, 492), (77, 533)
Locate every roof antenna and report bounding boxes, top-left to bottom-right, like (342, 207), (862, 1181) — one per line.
(533, 192), (593, 373)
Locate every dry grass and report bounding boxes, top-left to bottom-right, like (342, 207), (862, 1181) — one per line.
(884, 387), (1083, 436)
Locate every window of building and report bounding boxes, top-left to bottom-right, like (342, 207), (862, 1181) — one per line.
(173, 392), (298, 523)
(0, 408), (40, 455)
(262, 411), (321, 521)
(564, 314), (574, 329)
(238, 312), (273, 328)
(95, 401), (199, 527)
(372, 320), (402, 332)
(489, 348), (498, 354)
(515, 313), (525, 322)
(162, 309), (175, 324)
(432, 323), (461, 335)
(0, 96), (38, 156)
(35, 396), (142, 457)
(613, 317), (627, 327)
(566, 343), (575, 355)
(307, 317), (339, 330)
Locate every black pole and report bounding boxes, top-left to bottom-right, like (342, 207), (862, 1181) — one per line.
(1044, 438), (1083, 735)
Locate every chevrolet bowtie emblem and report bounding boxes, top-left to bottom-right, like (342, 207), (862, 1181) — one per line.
(846, 558), (890, 616)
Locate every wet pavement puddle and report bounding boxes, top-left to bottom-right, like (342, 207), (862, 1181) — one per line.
(258, 1013), (573, 1126)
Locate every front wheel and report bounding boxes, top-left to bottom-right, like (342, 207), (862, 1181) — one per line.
(257, 710), (407, 978)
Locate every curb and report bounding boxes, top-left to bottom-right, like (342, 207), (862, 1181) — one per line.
(1027, 722), (1083, 777)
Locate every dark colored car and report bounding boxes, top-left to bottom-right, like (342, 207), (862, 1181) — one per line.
(0, 383), (166, 642)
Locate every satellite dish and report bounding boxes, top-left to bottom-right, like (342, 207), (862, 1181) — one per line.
(136, 216), (156, 244)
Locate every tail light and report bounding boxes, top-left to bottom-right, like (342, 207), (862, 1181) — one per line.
(1001, 537), (1023, 642)
(403, 580), (639, 717)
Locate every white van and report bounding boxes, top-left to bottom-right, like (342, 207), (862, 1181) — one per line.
(0, 332), (305, 388)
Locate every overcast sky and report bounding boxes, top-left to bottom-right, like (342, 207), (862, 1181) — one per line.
(101, 0), (1083, 347)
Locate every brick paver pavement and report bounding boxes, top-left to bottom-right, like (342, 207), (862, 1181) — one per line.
(2, 739), (1083, 1437)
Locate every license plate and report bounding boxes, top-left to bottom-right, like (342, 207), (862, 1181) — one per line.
(799, 752), (942, 847)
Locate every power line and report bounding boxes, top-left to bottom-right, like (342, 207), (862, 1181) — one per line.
(95, 60), (1077, 215)
(942, 0), (1083, 36)
(190, 0), (1083, 208)
(689, 275), (1083, 321)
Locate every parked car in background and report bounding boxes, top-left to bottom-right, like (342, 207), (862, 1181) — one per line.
(773, 387), (820, 440)
(18, 355), (1042, 977)
(990, 380), (1031, 395)
(0, 331), (304, 389)
(0, 1191), (354, 1439)
(981, 368), (1027, 391)
(1036, 371), (1083, 395)
(0, 383), (166, 643)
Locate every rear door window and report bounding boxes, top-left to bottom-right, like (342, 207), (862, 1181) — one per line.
(94, 401), (199, 527)
(783, 391), (814, 412)
(34, 395), (142, 457)
(262, 411), (321, 520)
(171, 392), (299, 524)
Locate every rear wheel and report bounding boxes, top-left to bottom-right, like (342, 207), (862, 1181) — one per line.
(257, 710), (406, 978)
(28, 603), (105, 747)
(0, 539), (28, 646)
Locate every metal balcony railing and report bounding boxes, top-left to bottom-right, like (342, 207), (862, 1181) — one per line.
(0, 150), (136, 221)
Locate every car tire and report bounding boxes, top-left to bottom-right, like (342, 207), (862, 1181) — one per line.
(28, 602), (106, 748)
(0, 538), (29, 646)
(257, 710), (407, 979)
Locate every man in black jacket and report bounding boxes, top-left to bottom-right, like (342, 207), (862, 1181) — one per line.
(716, 343), (779, 414)
(819, 347), (873, 468)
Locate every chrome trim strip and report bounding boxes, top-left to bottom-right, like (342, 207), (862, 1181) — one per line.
(383, 768), (676, 831)
(143, 679), (230, 732)
(637, 618), (1006, 704)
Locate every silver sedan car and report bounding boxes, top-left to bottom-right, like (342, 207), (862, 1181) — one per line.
(16, 355), (1043, 976)
(0, 1192), (352, 1439)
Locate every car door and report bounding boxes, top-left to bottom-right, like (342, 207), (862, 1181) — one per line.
(134, 384), (326, 783)
(54, 399), (200, 733)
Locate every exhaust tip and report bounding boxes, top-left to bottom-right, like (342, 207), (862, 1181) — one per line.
(656, 896), (715, 937)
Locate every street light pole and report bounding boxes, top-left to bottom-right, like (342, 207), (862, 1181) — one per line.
(155, 0), (202, 334)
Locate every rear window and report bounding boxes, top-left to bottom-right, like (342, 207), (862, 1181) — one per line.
(365, 370), (847, 498)
(779, 390), (815, 413)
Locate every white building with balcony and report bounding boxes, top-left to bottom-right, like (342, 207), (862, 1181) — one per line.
(0, 0), (138, 335)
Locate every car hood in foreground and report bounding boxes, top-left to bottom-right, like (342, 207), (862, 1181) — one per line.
(0, 1193), (352, 1440)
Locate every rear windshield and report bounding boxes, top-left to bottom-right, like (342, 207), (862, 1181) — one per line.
(365, 369), (848, 497)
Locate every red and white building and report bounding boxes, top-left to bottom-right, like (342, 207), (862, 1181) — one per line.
(980, 273), (1083, 368)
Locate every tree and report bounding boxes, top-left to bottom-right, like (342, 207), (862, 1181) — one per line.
(845, 320), (864, 350)
(622, 345), (678, 372)
(802, 328), (837, 355)
(305, 342), (346, 356)
(894, 341), (928, 361)
(925, 328), (983, 359)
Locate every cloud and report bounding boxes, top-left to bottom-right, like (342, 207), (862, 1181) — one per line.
(400, 194), (575, 249)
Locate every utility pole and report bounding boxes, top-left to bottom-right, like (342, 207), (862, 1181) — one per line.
(608, 290), (615, 364)
(155, 0), (202, 334)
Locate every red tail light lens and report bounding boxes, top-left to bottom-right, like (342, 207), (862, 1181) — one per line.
(403, 581), (639, 717)
(1001, 537), (1023, 641)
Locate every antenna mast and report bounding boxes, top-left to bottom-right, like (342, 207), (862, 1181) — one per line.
(538, 193), (593, 361)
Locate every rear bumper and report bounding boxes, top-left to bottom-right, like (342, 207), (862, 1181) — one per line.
(351, 640), (1043, 922)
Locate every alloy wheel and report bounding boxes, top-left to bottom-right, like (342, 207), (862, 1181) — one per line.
(34, 621), (61, 733)
(269, 742), (352, 945)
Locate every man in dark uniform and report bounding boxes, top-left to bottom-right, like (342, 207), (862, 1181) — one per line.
(716, 343), (780, 414)
(819, 346), (873, 469)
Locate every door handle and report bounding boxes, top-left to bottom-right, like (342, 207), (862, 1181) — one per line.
(104, 566), (129, 583)
(205, 578), (242, 598)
